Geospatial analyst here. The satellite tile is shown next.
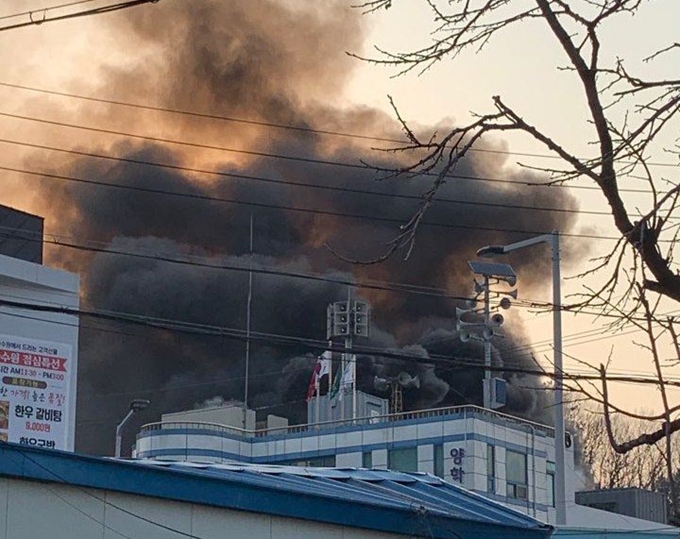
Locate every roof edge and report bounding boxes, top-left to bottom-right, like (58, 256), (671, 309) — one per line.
(0, 443), (552, 539)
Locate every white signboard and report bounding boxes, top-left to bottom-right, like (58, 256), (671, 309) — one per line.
(0, 334), (72, 450)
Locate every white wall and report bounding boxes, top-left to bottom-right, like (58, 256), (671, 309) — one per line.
(163, 405), (255, 430)
(0, 477), (402, 539)
(0, 254), (79, 451)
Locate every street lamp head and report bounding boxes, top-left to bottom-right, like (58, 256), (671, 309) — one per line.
(130, 399), (150, 412)
(476, 245), (506, 258)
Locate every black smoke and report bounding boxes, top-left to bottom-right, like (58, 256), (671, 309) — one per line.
(23, 0), (583, 455)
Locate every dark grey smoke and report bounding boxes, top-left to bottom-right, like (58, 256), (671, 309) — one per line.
(26, 0), (582, 454)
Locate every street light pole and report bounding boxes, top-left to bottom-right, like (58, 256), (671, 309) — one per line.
(477, 230), (568, 525)
(115, 399), (150, 458)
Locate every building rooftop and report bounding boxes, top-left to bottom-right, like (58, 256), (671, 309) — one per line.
(0, 442), (552, 539)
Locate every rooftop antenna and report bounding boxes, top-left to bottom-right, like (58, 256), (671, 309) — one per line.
(243, 214), (254, 429)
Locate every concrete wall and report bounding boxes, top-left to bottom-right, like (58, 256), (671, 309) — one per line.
(0, 476), (401, 539)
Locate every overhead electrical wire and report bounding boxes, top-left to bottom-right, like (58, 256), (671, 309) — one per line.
(0, 0), (159, 32)
(0, 136), (630, 218)
(0, 290), (672, 417)
(0, 222), (647, 319)
(2, 447), (205, 539)
(0, 79), (677, 168)
(0, 283), (666, 386)
(0, 103), (669, 376)
(0, 222), (672, 328)
(0, 301), (660, 390)
(0, 0), (99, 21)
(0, 296), (677, 388)
(0, 111), (668, 197)
(6, 420), (674, 539)
(0, 163), (642, 243)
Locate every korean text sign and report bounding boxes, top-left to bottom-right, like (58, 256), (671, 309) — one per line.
(0, 334), (72, 450)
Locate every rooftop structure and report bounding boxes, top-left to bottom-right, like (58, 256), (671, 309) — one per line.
(135, 398), (575, 524)
(576, 488), (668, 524)
(0, 204), (44, 264)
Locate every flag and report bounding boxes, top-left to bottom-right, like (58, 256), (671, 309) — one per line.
(330, 361), (342, 400)
(306, 351), (332, 402)
(318, 350), (331, 379)
(338, 355), (355, 401)
(306, 361), (321, 402)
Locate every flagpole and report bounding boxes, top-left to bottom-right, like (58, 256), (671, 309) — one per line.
(315, 367), (320, 426)
(327, 340), (333, 421)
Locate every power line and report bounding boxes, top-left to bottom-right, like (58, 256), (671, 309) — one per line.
(0, 163), (633, 242)
(3, 446), (205, 539)
(0, 223), (617, 316)
(0, 0), (99, 21)
(0, 220), (670, 325)
(0, 79), (677, 168)
(0, 111), (666, 197)
(0, 301), (654, 390)
(0, 137), (619, 217)
(0, 221), (671, 331)
(0, 0), (159, 32)
(0, 287), (673, 407)
(0, 284), (660, 385)
(0, 296), (677, 388)
(0, 136), (660, 220)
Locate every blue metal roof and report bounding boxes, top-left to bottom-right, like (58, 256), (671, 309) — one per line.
(0, 443), (553, 539)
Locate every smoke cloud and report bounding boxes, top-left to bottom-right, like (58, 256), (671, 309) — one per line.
(6, 0), (583, 454)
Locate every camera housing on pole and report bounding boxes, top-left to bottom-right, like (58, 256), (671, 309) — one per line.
(456, 261), (518, 410)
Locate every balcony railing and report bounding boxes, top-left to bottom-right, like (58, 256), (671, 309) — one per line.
(138, 404), (554, 441)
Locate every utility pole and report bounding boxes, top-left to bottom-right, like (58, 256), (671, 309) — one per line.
(482, 274), (491, 408)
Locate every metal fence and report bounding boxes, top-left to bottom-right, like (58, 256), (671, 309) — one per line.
(138, 404), (554, 441)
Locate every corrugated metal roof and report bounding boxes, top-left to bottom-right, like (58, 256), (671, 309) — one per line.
(133, 459), (549, 531)
(0, 443), (553, 539)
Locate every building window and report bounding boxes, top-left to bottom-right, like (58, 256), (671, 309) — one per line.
(388, 447), (418, 472)
(433, 444), (444, 478)
(487, 444), (496, 494)
(546, 461), (555, 507)
(362, 451), (373, 468)
(506, 450), (528, 500)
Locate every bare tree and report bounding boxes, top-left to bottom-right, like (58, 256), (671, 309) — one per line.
(568, 400), (667, 492)
(356, 1), (679, 285)
(357, 0), (680, 515)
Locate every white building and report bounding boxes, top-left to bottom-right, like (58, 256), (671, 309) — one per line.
(135, 398), (575, 524)
(0, 205), (79, 451)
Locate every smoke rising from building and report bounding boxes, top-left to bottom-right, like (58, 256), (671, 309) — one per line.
(6, 0), (583, 454)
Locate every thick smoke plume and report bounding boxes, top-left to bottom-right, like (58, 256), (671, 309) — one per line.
(10, 1), (582, 455)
